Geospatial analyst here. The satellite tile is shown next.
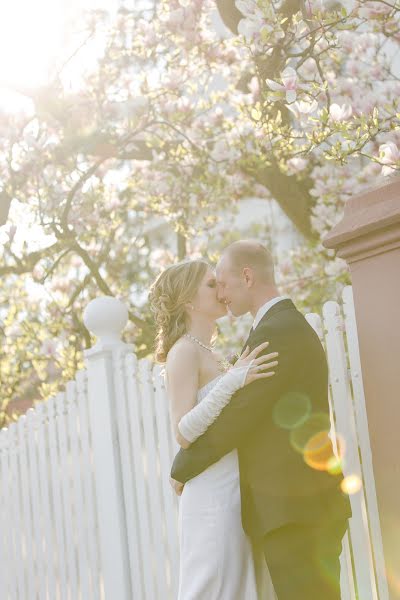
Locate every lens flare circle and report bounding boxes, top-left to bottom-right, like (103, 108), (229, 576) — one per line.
(326, 455), (343, 475)
(288, 412), (342, 473)
(289, 412), (331, 453)
(273, 391), (312, 430)
(303, 430), (335, 471)
(340, 475), (362, 495)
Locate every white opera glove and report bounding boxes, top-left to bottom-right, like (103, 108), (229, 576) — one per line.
(178, 360), (255, 444)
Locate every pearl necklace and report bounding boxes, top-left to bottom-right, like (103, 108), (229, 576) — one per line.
(184, 333), (214, 352)
(183, 333), (231, 371)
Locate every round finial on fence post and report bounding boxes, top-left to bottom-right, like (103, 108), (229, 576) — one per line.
(83, 296), (129, 350)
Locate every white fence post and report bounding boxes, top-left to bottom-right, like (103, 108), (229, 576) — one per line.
(323, 300), (378, 599)
(305, 312), (357, 600)
(83, 295), (133, 600)
(342, 286), (389, 600)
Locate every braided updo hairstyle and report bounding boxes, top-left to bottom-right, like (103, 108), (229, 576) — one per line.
(148, 259), (210, 363)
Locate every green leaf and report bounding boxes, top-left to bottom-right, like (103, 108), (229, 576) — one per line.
(251, 108), (262, 120)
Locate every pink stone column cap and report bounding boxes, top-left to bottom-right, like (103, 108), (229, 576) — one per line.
(323, 178), (400, 262)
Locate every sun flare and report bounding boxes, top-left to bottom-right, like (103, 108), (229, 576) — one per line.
(0, 0), (112, 107)
(0, 0), (70, 88)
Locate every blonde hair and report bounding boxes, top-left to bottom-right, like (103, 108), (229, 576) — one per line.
(148, 259), (209, 363)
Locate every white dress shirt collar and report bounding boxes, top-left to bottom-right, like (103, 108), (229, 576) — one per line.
(252, 295), (291, 330)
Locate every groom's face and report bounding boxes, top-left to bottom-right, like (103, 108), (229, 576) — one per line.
(216, 256), (251, 317)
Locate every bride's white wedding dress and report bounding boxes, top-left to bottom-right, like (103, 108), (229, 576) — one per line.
(176, 373), (271, 599)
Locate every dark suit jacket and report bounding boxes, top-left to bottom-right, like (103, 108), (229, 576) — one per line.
(171, 299), (351, 539)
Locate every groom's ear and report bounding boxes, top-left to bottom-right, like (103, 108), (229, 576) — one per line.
(243, 267), (253, 287)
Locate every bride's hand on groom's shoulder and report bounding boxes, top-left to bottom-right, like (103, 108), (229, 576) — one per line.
(234, 341), (279, 387)
(170, 476), (184, 496)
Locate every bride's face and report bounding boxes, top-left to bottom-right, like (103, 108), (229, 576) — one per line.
(191, 268), (227, 320)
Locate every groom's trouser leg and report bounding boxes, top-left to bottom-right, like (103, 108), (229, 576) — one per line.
(262, 518), (348, 600)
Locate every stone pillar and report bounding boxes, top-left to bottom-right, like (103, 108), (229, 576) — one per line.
(323, 178), (400, 599)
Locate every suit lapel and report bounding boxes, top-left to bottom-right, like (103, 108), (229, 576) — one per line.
(240, 299), (296, 353)
(240, 327), (254, 355)
(256, 298), (296, 327)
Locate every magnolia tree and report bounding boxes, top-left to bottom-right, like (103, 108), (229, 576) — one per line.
(215, 0), (400, 301)
(1, 0), (400, 424)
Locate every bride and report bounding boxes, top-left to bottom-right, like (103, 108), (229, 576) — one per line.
(149, 258), (279, 599)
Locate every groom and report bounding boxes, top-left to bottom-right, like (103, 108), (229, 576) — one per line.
(171, 240), (352, 599)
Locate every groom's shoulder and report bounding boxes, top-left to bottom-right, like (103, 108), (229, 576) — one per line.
(264, 300), (301, 324)
(256, 304), (308, 336)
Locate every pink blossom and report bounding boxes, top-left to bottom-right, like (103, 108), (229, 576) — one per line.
(287, 99), (318, 118)
(236, 1), (284, 46)
(32, 265), (45, 282)
(162, 8), (185, 30)
(304, 0), (324, 17)
(210, 139), (240, 162)
(70, 255), (84, 268)
(298, 58), (318, 78)
(287, 157), (308, 173)
(7, 224), (17, 243)
(359, 2), (393, 19)
(149, 248), (174, 268)
(162, 71), (183, 90)
(378, 142), (400, 176)
(247, 76), (260, 99)
(266, 67), (299, 103)
(40, 339), (58, 357)
(238, 15), (262, 41)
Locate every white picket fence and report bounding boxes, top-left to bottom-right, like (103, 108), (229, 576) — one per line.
(0, 286), (389, 600)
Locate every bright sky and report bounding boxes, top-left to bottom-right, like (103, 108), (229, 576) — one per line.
(0, 0), (118, 110)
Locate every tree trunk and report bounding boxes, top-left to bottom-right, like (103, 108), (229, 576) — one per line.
(253, 166), (316, 240)
(216, 0), (315, 240)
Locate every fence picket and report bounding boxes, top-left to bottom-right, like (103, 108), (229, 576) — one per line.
(55, 392), (79, 599)
(153, 363), (180, 597)
(46, 396), (69, 600)
(139, 357), (170, 598)
(17, 414), (38, 599)
(306, 311), (357, 600)
(342, 286), (389, 600)
(124, 353), (157, 600)
(75, 370), (102, 600)
(34, 404), (57, 600)
(8, 423), (25, 600)
(65, 380), (91, 599)
(323, 300), (378, 600)
(26, 408), (48, 600)
(0, 428), (13, 599)
(0, 433), (7, 597)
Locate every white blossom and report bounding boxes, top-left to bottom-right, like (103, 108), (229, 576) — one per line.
(329, 103), (353, 121)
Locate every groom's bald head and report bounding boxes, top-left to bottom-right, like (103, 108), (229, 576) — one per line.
(221, 239), (276, 285)
(216, 240), (278, 317)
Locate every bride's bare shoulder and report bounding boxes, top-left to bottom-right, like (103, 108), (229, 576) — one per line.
(167, 336), (198, 364)
(165, 337), (200, 388)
